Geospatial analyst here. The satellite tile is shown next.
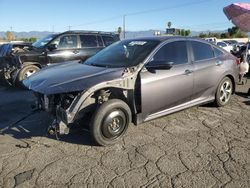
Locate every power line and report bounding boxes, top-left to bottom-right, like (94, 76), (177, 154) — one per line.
(177, 21), (230, 29)
(70, 15), (122, 28)
(125, 0), (213, 16)
(64, 0), (213, 31)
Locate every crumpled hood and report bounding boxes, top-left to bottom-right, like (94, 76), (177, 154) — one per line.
(23, 61), (124, 95)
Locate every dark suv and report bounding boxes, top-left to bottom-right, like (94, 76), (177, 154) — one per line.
(0, 31), (119, 85)
(24, 37), (239, 146)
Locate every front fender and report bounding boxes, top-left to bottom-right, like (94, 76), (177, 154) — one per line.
(64, 74), (137, 124)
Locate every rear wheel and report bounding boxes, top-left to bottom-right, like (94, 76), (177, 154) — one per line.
(214, 77), (233, 107)
(17, 65), (40, 86)
(90, 99), (131, 146)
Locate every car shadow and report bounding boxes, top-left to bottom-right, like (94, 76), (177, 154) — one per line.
(243, 100), (250, 106)
(0, 90), (97, 147)
(235, 91), (250, 98)
(245, 72), (250, 78)
(0, 111), (97, 146)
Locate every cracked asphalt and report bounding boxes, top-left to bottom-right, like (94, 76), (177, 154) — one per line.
(0, 76), (250, 188)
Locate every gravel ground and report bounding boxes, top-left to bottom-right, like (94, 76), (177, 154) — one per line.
(0, 76), (249, 188)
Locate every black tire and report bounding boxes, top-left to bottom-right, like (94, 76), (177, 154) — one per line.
(17, 65), (40, 86)
(90, 99), (131, 146)
(214, 77), (233, 107)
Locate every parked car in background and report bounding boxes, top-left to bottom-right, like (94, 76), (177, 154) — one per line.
(24, 36), (239, 146)
(205, 37), (217, 44)
(232, 42), (250, 65)
(217, 41), (233, 52)
(238, 42), (246, 47)
(0, 30), (119, 86)
(0, 42), (32, 84)
(223, 40), (239, 52)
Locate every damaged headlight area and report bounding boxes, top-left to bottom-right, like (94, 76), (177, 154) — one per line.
(34, 91), (81, 136)
(34, 91), (79, 114)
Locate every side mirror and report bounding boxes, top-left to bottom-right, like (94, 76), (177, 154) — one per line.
(146, 60), (173, 70)
(47, 44), (57, 51)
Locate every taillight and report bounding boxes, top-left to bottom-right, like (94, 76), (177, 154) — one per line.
(235, 58), (241, 65)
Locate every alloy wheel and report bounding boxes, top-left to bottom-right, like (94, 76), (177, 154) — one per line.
(219, 80), (232, 104)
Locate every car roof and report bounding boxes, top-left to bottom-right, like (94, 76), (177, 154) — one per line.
(122, 36), (209, 43)
(60, 30), (117, 36)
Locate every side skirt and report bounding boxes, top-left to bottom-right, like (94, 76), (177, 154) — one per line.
(135, 96), (215, 124)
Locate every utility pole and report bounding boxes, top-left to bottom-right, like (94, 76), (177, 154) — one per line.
(123, 15), (126, 39)
(52, 25), (54, 33)
(68, 25), (71, 31)
(10, 26), (14, 40)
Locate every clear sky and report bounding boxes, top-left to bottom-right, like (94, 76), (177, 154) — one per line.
(0, 0), (246, 32)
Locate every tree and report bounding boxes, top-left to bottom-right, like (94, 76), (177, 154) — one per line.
(176, 29), (180, 35)
(6, 31), (14, 41)
(198, 32), (208, 38)
(229, 26), (247, 38)
(180, 29), (185, 36)
(167, 21), (172, 29)
(29, 37), (37, 43)
(220, 26), (247, 38)
(117, 27), (122, 36)
(184, 30), (191, 36)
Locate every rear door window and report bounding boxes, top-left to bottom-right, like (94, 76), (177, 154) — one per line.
(80, 35), (98, 48)
(213, 47), (224, 57)
(191, 41), (214, 61)
(54, 35), (78, 49)
(153, 41), (188, 65)
(102, 36), (116, 46)
(97, 36), (104, 47)
(217, 42), (227, 47)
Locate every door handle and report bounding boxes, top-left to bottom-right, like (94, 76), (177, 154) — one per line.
(73, 50), (79, 54)
(216, 61), (223, 66)
(184, 69), (193, 75)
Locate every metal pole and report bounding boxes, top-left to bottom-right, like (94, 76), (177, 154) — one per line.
(123, 15), (126, 39)
(244, 39), (249, 63)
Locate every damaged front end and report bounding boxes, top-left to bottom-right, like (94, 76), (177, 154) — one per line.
(0, 54), (20, 85)
(30, 66), (138, 138)
(0, 43), (32, 85)
(34, 91), (81, 136)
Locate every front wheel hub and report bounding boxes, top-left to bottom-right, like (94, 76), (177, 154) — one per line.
(102, 110), (126, 139)
(24, 69), (36, 78)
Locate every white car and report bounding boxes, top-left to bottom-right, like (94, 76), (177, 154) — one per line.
(217, 41), (233, 52)
(205, 37), (217, 44)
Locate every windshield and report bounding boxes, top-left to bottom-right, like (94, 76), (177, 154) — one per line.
(32, 34), (57, 48)
(84, 39), (160, 68)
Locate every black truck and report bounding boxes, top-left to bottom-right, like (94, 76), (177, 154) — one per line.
(0, 31), (119, 85)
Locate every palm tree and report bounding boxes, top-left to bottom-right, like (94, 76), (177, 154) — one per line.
(167, 22), (172, 29)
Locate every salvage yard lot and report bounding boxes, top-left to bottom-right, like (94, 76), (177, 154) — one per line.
(0, 77), (250, 188)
